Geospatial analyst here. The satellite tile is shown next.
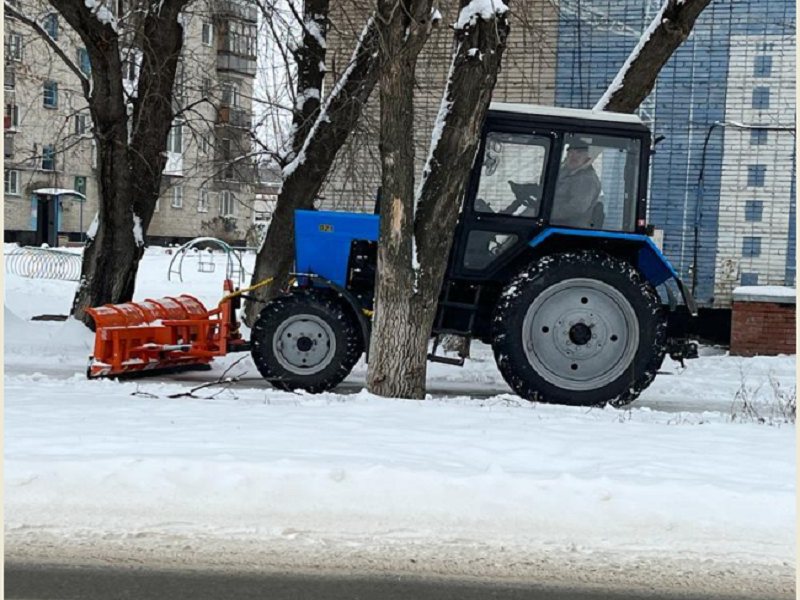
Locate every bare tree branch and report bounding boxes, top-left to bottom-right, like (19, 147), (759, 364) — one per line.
(4, 0), (91, 99)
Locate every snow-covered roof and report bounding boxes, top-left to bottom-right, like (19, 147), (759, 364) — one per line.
(733, 285), (796, 304)
(489, 103), (645, 126)
(33, 188), (86, 199)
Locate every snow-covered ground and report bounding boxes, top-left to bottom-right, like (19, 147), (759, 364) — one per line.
(4, 247), (796, 596)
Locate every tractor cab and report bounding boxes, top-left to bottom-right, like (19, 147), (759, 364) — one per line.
(455, 103), (650, 276)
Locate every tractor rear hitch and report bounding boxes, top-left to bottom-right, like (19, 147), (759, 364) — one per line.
(666, 338), (699, 367)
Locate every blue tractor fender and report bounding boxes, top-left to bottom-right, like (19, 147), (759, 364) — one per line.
(528, 228), (698, 316)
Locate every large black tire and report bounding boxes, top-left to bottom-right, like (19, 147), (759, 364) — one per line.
(251, 291), (364, 393)
(491, 251), (666, 407)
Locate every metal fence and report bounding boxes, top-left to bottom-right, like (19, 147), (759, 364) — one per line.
(4, 247), (83, 281)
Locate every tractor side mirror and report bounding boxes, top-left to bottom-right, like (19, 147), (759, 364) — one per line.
(645, 223), (656, 236)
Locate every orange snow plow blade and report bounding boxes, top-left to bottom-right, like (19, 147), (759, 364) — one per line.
(86, 280), (247, 379)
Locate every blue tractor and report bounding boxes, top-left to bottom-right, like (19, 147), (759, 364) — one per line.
(250, 104), (698, 407)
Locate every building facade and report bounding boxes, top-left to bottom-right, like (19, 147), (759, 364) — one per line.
(4, 0), (259, 246)
(322, 0), (796, 309)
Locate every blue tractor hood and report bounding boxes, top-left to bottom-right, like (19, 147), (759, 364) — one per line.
(295, 210), (379, 286)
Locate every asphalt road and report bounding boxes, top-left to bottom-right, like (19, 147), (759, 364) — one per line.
(5, 561), (774, 600)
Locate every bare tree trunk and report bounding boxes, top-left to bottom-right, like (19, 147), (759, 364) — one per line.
(245, 14), (382, 325)
(67, 2), (187, 324)
(286, 0), (330, 160)
(594, 0), (713, 113)
(366, 0), (435, 398)
(7, 0), (191, 324)
(367, 0), (510, 399)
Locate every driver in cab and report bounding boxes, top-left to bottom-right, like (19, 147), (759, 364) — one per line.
(496, 142), (601, 228)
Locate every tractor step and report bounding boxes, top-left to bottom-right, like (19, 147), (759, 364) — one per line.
(427, 353), (466, 367)
(427, 333), (471, 368)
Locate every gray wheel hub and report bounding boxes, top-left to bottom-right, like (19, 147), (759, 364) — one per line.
(273, 314), (337, 375)
(522, 278), (639, 391)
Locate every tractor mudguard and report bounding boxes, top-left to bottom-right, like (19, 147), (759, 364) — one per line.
(528, 228), (698, 316)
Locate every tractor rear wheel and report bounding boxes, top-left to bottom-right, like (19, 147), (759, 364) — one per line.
(491, 251), (666, 407)
(251, 291), (364, 393)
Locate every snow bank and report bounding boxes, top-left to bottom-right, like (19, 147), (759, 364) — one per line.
(3, 247), (796, 591)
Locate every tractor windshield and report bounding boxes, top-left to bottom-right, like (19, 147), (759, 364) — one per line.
(475, 132), (551, 218)
(550, 133), (641, 232)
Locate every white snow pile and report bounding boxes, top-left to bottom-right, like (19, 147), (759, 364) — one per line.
(3, 252), (796, 593)
(733, 285), (796, 300)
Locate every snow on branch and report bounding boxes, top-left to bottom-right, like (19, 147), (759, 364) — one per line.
(4, 1), (92, 98)
(593, 0), (713, 113)
(454, 0), (508, 30)
(593, 0), (669, 112)
(282, 15), (375, 179)
(85, 0), (119, 32)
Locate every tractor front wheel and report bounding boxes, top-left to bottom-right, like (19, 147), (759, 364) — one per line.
(491, 251), (666, 407)
(251, 291), (364, 393)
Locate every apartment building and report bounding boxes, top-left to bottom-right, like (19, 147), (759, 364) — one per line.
(322, 0), (796, 310)
(3, 0), (259, 246)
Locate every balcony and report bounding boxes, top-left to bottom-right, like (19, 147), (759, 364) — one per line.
(217, 105), (251, 128)
(214, 0), (258, 23)
(216, 52), (256, 77)
(214, 157), (257, 185)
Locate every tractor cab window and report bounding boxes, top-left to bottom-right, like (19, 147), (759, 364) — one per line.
(550, 134), (641, 231)
(474, 132), (550, 218)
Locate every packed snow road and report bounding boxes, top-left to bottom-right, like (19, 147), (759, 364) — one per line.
(3, 248), (796, 597)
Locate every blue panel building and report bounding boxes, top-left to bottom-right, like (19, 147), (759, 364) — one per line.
(554, 0), (796, 308)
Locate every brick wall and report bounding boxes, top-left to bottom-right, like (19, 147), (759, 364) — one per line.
(731, 299), (796, 356)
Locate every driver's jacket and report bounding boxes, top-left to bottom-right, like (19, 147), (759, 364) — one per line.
(550, 163), (601, 228)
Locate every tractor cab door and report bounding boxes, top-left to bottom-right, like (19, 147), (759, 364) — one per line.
(450, 127), (557, 279)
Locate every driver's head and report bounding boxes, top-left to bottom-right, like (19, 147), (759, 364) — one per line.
(565, 144), (591, 170)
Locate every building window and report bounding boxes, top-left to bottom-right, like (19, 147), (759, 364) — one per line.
(742, 236), (762, 257)
(202, 21), (214, 46)
(4, 169), (20, 195)
(198, 187), (209, 212)
(750, 128), (768, 145)
(78, 48), (91, 76)
(74, 176), (87, 196)
(744, 200), (763, 221)
(123, 57), (137, 81)
(201, 135), (210, 154)
(43, 81), (58, 108)
(43, 13), (58, 39)
(154, 198), (160, 212)
(747, 165), (766, 187)
(740, 272), (759, 286)
(202, 77), (211, 98)
(41, 145), (55, 170)
(167, 123), (183, 153)
(171, 184), (184, 208)
(221, 83), (240, 107)
(752, 87), (770, 110)
(174, 59), (185, 101)
(5, 103), (19, 128)
(7, 33), (22, 61)
(75, 113), (90, 135)
(4, 68), (15, 90)
(754, 55), (772, 78)
(220, 190), (235, 216)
